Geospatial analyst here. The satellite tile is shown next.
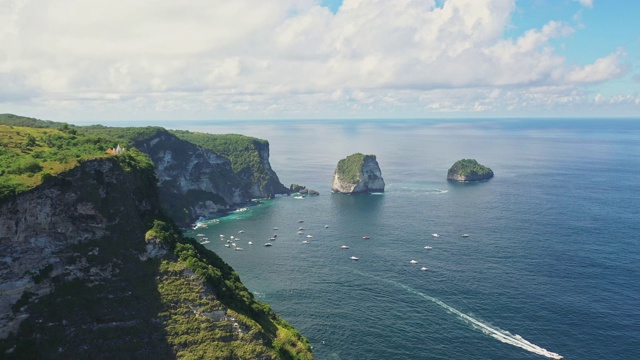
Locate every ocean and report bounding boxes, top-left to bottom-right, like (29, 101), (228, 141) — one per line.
(175, 119), (640, 360)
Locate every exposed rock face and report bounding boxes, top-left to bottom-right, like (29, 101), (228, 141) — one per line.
(133, 130), (288, 226)
(447, 159), (494, 181)
(331, 153), (385, 194)
(0, 158), (161, 343)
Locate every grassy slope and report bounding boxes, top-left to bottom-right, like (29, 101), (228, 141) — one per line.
(336, 153), (371, 184)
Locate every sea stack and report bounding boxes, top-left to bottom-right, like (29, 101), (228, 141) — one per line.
(331, 153), (385, 194)
(447, 159), (494, 181)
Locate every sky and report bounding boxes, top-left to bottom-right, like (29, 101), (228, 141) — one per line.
(0, 0), (638, 122)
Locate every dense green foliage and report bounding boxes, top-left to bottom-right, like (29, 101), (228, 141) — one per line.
(147, 220), (313, 359)
(82, 125), (168, 147)
(0, 124), (115, 203)
(171, 130), (271, 185)
(336, 153), (372, 184)
(0, 113), (69, 129)
(447, 159), (494, 178)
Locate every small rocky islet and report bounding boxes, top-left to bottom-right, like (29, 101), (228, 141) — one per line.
(447, 159), (494, 182)
(331, 153), (385, 194)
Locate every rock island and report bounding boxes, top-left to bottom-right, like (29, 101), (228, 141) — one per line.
(331, 153), (385, 194)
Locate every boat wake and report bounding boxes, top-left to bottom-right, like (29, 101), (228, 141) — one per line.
(352, 270), (563, 359)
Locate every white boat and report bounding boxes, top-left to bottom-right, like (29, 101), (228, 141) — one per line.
(219, 234), (225, 238)
(294, 196), (305, 199)
(325, 225), (329, 228)
(197, 234), (205, 237)
(299, 227), (305, 230)
(273, 227), (279, 230)
(431, 233), (440, 238)
(350, 256), (359, 260)
(340, 245), (349, 249)
(298, 231), (304, 235)
(200, 240), (210, 244)
(264, 243), (273, 247)
(420, 266), (429, 271)
(230, 236), (235, 239)
(224, 244), (230, 248)
(302, 240), (310, 244)
(238, 230), (245, 234)
(226, 240), (232, 243)
(424, 246), (433, 250)
(461, 234), (470, 237)
(248, 241), (253, 245)
(409, 260), (418, 264)
(306, 234), (313, 238)
(235, 247), (243, 251)
(298, 220), (304, 223)
(231, 243), (236, 247)
(270, 237), (276, 241)
(362, 235), (370, 239)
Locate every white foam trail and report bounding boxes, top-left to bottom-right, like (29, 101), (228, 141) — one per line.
(353, 270), (563, 359)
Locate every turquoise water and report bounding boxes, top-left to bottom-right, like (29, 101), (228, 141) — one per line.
(180, 119), (640, 360)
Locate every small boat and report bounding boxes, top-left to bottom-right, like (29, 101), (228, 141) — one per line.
(362, 236), (370, 239)
(248, 241), (253, 245)
(340, 245), (349, 249)
(231, 243), (236, 247)
(294, 196), (305, 199)
(238, 230), (245, 234)
(270, 237), (276, 241)
(424, 246), (433, 250)
(264, 243), (273, 247)
(420, 266), (429, 271)
(230, 236), (235, 239)
(350, 256), (359, 260)
(431, 233), (440, 238)
(409, 260), (418, 264)
(325, 225), (329, 228)
(200, 240), (210, 244)
(226, 240), (232, 243)
(197, 234), (205, 237)
(298, 231), (304, 235)
(273, 234), (278, 238)
(461, 234), (470, 238)
(224, 244), (230, 248)
(299, 227), (305, 230)
(273, 227), (279, 230)
(235, 247), (243, 251)
(298, 220), (304, 223)
(306, 234), (313, 238)
(302, 240), (310, 244)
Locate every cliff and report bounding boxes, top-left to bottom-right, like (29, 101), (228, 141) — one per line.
(331, 153), (385, 194)
(447, 159), (494, 181)
(0, 119), (312, 359)
(77, 126), (290, 226)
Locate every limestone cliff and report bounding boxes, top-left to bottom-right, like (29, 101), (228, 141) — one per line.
(331, 153), (385, 194)
(447, 159), (494, 181)
(0, 155), (312, 359)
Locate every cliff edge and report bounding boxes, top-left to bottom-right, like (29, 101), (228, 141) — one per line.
(331, 153), (385, 194)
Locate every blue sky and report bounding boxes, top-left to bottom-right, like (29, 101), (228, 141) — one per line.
(0, 0), (638, 122)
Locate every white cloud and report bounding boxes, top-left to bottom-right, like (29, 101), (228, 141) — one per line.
(0, 0), (634, 120)
(574, 0), (594, 8)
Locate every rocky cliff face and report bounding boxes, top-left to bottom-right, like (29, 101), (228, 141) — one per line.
(0, 157), (160, 342)
(331, 154), (385, 194)
(134, 130), (288, 226)
(0, 156), (312, 359)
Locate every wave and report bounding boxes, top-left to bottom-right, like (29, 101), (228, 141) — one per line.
(352, 270), (563, 359)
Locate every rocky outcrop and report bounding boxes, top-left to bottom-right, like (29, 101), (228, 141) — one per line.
(447, 159), (494, 181)
(133, 129), (288, 226)
(331, 153), (385, 194)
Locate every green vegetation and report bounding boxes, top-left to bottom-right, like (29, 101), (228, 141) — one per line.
(171, 130), (271, 185)
(82, 125), (168, 147)
(148, 220), (313, 359)
(447, 159), (494, 179)
(0, 124), (115, 203)
(336, 153), (372, 184)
